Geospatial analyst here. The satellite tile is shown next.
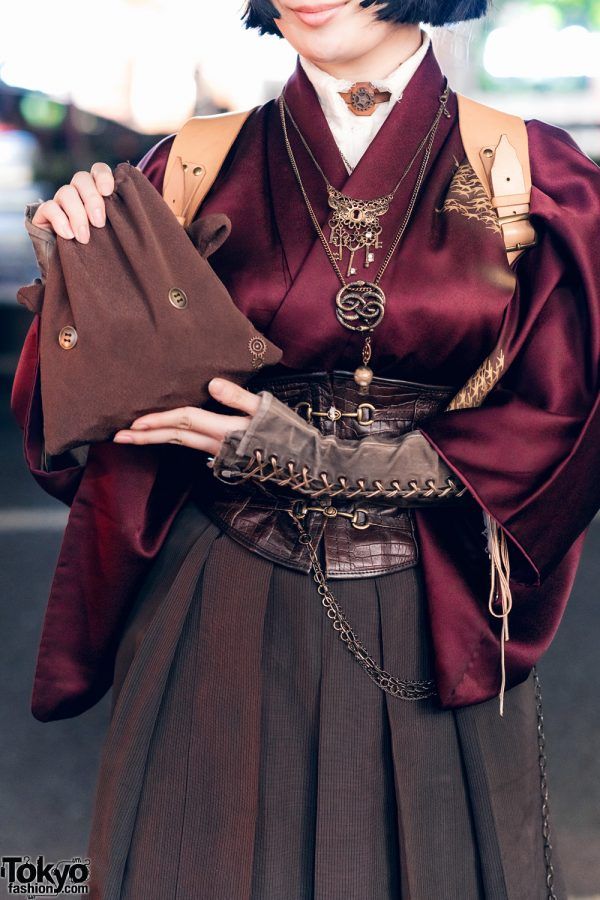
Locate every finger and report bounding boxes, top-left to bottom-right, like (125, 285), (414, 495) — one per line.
(70, 170), (107, 228)
(127, 406), (251, 440)
(54, 184), (91, 243)
(32, 200), (75, 240)
(90, 162), (115, 197)
(208, 378), (261, 416)
(113, 426), (221, 455)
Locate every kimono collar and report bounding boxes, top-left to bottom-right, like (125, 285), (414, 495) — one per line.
(297, 29), (432, 170)
(279, 37), (450, 200)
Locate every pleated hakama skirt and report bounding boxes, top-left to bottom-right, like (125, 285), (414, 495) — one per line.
(86, 496), (567, 900)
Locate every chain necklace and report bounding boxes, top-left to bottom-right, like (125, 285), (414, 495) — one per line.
(278, 83), (451, 392)
(339, 149), (354, 175)
(281, 88), (449, 278)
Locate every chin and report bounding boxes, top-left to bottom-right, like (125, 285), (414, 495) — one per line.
(277, 13), (389, 68)
(288, 30), (362, 65)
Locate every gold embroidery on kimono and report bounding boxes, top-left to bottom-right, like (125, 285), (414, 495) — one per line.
(442, 159), (502, 235)
(446, 349), (505, 412)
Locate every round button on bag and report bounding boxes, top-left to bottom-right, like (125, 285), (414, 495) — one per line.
(58, 325), (78, 350)
(168, 287), (188, 309)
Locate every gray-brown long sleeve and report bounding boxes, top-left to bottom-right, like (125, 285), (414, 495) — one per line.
(24, 199), (57, 284)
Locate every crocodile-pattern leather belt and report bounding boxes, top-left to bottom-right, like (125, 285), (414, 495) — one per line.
(191, 369), (458, 578)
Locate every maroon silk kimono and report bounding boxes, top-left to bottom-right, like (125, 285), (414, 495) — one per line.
(11, 42), (600, 721)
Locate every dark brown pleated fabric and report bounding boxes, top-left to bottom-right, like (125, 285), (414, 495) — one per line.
(86, 497), (567, 900)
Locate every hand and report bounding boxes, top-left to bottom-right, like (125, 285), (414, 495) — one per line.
(112, 378), (260, 455)
(31, 162), (115, 243)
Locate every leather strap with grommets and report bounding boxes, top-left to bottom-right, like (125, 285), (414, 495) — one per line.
(456, 93), (537, 267)
(159, 108), (256, 228)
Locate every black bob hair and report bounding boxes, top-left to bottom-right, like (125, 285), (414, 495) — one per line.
(243, 0), (490, 36)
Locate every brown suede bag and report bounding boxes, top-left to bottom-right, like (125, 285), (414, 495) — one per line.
(16, 161), (283, 456)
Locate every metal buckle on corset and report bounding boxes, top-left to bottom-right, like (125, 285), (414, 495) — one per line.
(293, 401), (376, 426)
(291, 499), (371, 530)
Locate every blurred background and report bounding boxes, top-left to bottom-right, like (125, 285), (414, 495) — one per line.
(0, 0), (599, 896)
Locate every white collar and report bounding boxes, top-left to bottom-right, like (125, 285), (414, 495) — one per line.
(299, 29), (431, 121)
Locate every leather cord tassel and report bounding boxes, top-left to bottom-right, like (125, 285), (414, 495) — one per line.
(484, 511), (513, 716)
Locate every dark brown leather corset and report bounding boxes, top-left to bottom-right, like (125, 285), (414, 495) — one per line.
(191, 370), (458, 579)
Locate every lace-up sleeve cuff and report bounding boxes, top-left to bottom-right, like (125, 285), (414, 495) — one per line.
(208, 389), (466, 502)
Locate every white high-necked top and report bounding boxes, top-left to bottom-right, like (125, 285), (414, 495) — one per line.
(299, 28), (431, 171)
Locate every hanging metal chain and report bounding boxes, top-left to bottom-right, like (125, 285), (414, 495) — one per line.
(286, 508), (437, 701)
(289, 517), (558, 893)
(278, 81), (451, 292)
(339, 149), (354, 175)
(532, 665), (558, 899)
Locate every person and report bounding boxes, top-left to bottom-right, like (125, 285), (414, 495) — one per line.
(16, 1), (600, 898)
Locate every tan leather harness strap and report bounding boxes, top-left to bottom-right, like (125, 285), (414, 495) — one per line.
(161, 108), (256, 228)
(456, 93), (537, 267)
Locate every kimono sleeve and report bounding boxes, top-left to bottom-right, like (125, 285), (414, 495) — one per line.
(9, 135), (175, 505)
(418, 120), (600, 587)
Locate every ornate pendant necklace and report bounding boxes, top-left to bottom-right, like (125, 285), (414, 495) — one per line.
(281, 91), (448, 278)
(278, 83), (451, 392)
